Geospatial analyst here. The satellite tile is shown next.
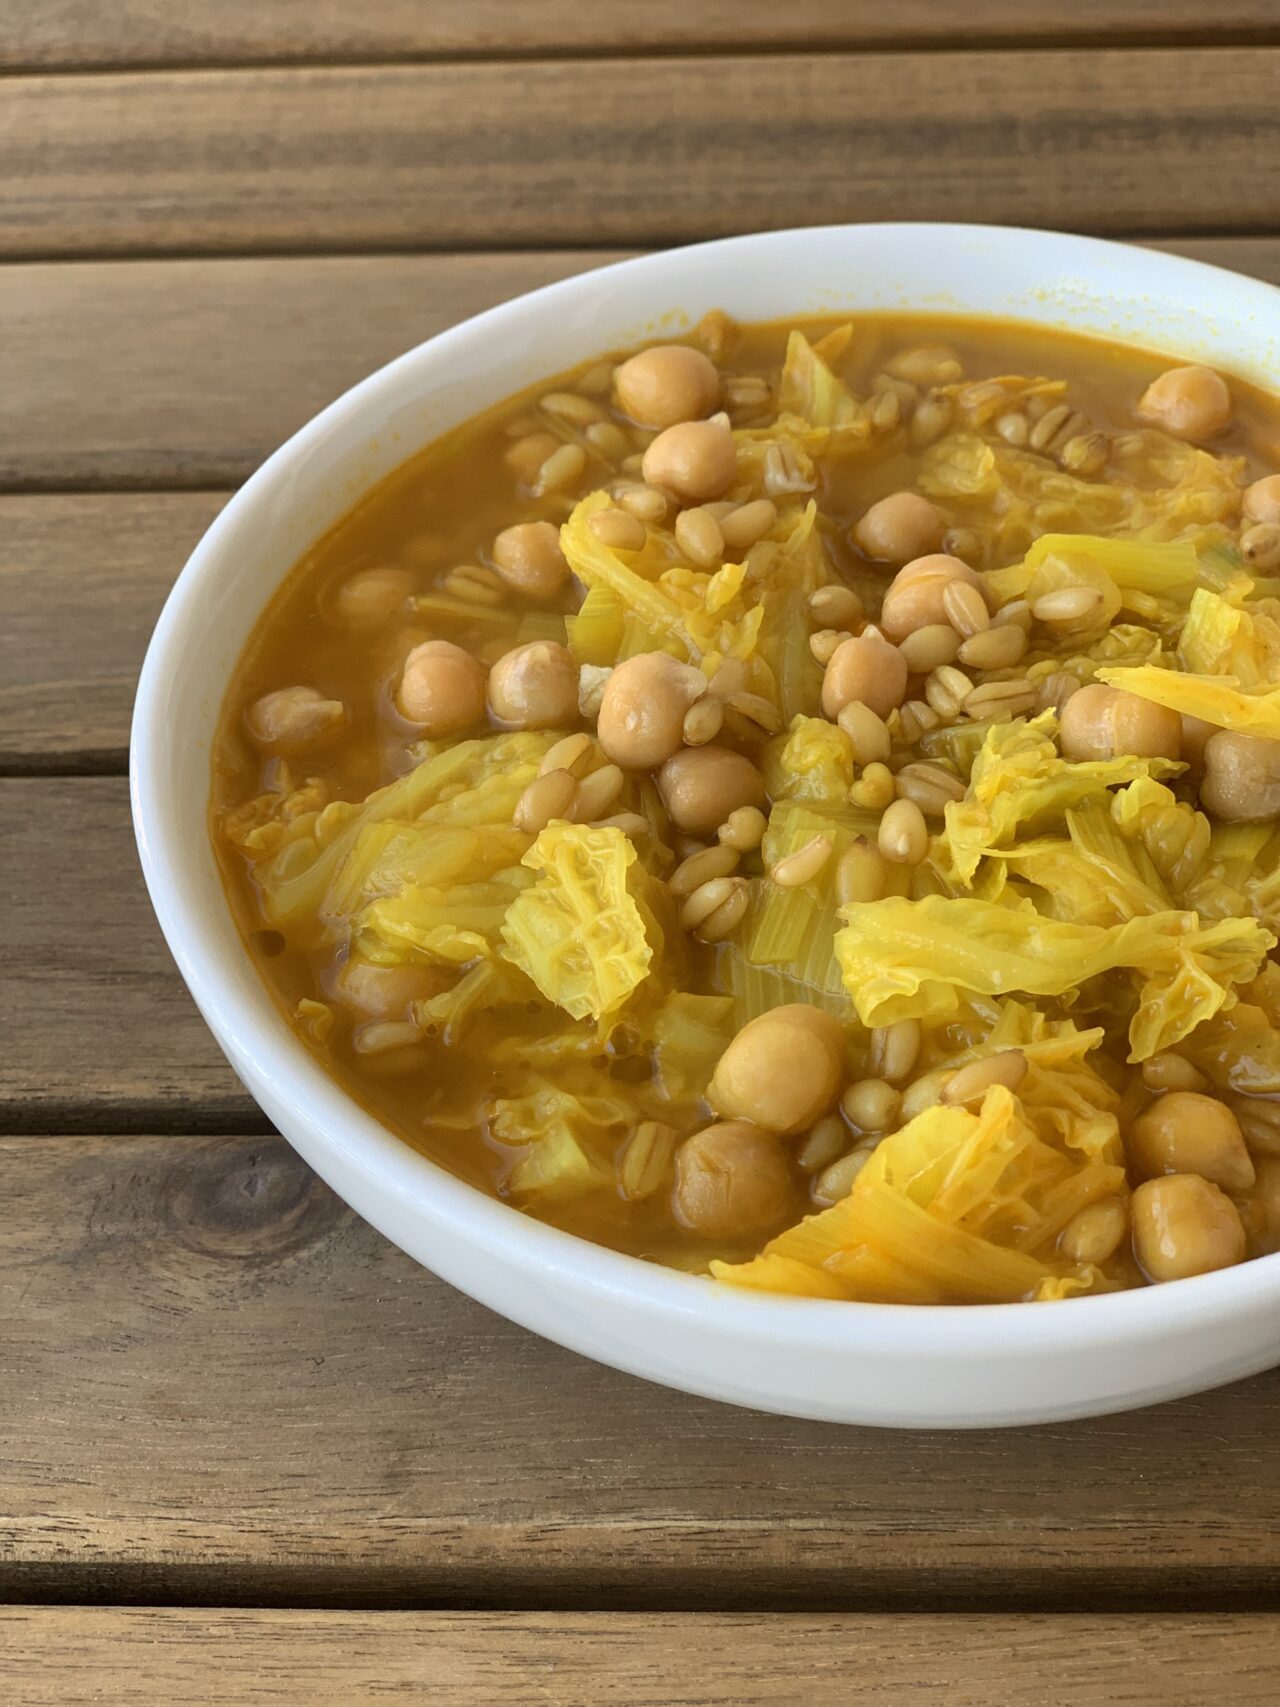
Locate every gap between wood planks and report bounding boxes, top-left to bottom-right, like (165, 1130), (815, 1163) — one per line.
(2, 0), (1279, 74)
(5, 51), (1280, 260)
(6, 2), (1280, 68)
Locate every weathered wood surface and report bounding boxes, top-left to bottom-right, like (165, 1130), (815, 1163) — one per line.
(2, 1130), (1278, 1608)
(0, 493), (227, 771)
(1, 780), (255, 1127)
(5, 2), (1277, 70)
(1, 1609), (1277, 1704)
(5, 52), (1280, 260)
(0, 252), (622, 490)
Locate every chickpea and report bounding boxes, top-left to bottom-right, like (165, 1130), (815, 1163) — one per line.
(1060, 1196), (1128, 1266)
(397, 639), (488, 735)
(613, 343), (721, 430)
(1244, 473), (1280, 527)
(641, 419), (738, 506)
(709, 1004), (845, 1135)
(491, 520), (570, 600)
(487, 640), (578, 730)
(597, 651), (708, 769)
(820, 635), (909, 721)
(1201, 729), (1280, 822)
(245, 685), (345, 753)
(331, 566), (413, 630)
(1058, 683), (1182, 763)
(335, 957), (452, 1021)
(878, 554), (991, 642)
(1128, 1091), (1256, 1193)
(1136, 364), (1231, 441)
(672, 1120), (793, 1238)
(657, 745), (766, 836)
(852, 491), (946, 564)
(1131, 1174), (1247, 1283)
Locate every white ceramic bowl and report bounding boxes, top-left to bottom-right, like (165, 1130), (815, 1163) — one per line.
(133, 224), (1280, 1427)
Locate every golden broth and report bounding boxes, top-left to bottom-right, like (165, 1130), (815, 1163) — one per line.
(212, 313), (1280, 1291)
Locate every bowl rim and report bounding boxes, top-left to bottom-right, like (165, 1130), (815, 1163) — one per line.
(131, 221), (1280, 1355)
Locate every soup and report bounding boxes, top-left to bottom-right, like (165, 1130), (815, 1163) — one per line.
(212, 310), (1280, 1304)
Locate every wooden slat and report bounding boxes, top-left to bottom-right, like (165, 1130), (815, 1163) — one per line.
(1, 1611), (1277, 1705)
(4, 2), (1278, 71)
(0, 251), (623, 490)
(5, 53), (1280, 260)
(2, 1129), (1278, 1608)
(0, 493), (227, 771)
(1, 779), (254, 1128)
(4, 240), (1279, 494)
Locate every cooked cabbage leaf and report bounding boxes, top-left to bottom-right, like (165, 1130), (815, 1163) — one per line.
(1109, 775), (1212, 896)
(1177, 587), (1280, 683)
(561, 491), (764, 665)
(254, 731), (556, 932)
(1007, 800), (1173, 926)
(743, 799), (871, 1009)
(651, 992), (736, 1103)
(778, 329), (863, 429)
(488, 1070), (631, 1200)
(500, 823), (660, 1021)
(764, 714), (857, 806)
(834, 893), (1273, 1058)
(712, 1086), (1119, 1303)
(986, 532), (1227, 615)
(919, 428), (1242, 567)
(939, 713), (1182, 884)
(1098, 663), (1280, 738)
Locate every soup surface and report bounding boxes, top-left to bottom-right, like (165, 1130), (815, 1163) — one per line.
(213, 310), (1280, 1302)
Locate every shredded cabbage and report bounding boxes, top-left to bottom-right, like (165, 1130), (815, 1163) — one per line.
(939, 714), (1182, 884)
(488, 1070), (630, 1200)
(254, 731), (555, 930)
(834, 893), (1273, 1058)
(919, 427), (1242, 567)
(778, 329), (864, 430)
(764, 714), (857, 806)
(651, 992), (736, 1103)
(713, 1086), (1120, 1303)
(500, 823), (661, 1021)
(1099, 663), (1280, 738)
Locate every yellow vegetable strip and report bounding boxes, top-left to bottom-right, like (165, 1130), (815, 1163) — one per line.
(833, 894), (1273, 1057)
(1099, 664), (1280, 739)
(500, 823), (655, 1021)
(713, 1089), (1106, 1304)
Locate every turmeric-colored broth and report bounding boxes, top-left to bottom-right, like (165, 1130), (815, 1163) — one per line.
(213, 311), (1280, 1297)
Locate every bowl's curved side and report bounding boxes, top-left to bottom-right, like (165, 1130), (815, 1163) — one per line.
(132, 224), (1280, 1427)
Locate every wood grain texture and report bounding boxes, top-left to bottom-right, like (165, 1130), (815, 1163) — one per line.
(2, 1130), (1278, 1609)
(4, 1), (1278, 70)
(1, 780), (255, 1128)
(0, 251), (624, 490)
(5, 53), (1280, 260)
(0, 493), (227, 770)
(1, 1610), (1277, 1705)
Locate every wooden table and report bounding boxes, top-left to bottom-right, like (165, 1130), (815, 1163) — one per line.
(3, 5), (1280, 1699)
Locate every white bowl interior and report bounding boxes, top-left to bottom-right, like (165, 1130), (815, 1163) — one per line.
(132, 225), (1280, 1426)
